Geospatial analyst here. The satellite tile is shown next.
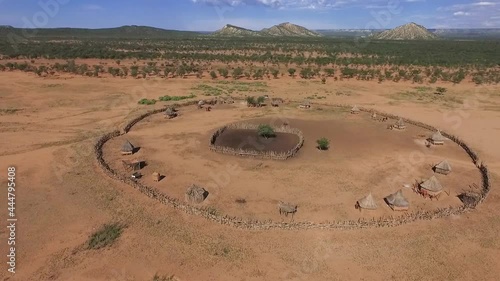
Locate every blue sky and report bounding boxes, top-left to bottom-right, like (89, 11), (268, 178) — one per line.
(1, 0), (499, 31)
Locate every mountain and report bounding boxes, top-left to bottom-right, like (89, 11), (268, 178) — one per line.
(260, 22), (322, 37)
(431, 28), (500, 39)
(212, 24), (260, 37)
(211, 22), (320, 37)
(373, 22), (438, 40)
(0, 25), (201, 39)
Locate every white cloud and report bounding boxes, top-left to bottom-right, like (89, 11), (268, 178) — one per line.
(190, 0), (419, 10)
(453, 11), (471, 16)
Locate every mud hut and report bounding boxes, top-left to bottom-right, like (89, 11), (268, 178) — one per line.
(384, 189), (409, 211)
(197, 100), (205, 109)
(351, 105), (360, 114)
(371, 112), (377, 119)
(356, 193), (378, 210)
(434, 160), (452, 175)
(278, 201), (298, 217)
(394, 118), (406, 130)
(121, 140), (135, 155)
(429, 130), (446, 145)
(165, 107), (177, 119)
(419, 176), (443, 197)
(185, 184), (208, 204)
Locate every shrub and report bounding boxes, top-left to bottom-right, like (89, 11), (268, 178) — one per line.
(138, 98), (157, 105)
(288, 68), (296, 77)
(258, 124), (275, 138)
(316, 138), (330, 150)
(86, 223), (124, 250)
(210, 70), (217, 79)
(257, 96), (265, 105)
(246, 96), (257, 107)
(158, 94), (196, 101)
(435, 87), (447, 95)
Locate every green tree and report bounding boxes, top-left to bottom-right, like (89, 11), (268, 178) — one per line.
(218, 68), (229, 79)
(271, 69), (279, 79)
(210, 70), (217, 79)
(288, 68), (296, 77)
(232, 67), (243, 79)
(258, 124), (275, 138)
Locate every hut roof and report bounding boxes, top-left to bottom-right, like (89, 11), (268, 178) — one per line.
(420, 176), (443, 192)
(186, 184), (207, 199)
(435, 160), (452, 172)
(198, 100), (205, 105)
(384, 189), (409, 208)
(351, 105), (360, 112)
(122, 140), (135, 152)
(301, 100), (311, 105)
(395, 118), (405, 127)
(357, 193), (378, 210)
(431, 130), (446, 142)
(165, 107), (174, 114)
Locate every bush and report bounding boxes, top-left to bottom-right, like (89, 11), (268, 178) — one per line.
(435, 87), (447, 95)
(138, 98), (157, 105)
(257, 96), (265, 105)
(258, 124), (275, 138)
(158, 94), (195, 101)
(246, 96), (257, 107)
(210, 70), (217, 79)
(316, 138), (330, 150)
(86, 223), (124, 250)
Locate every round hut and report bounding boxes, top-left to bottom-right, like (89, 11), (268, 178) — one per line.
(165, 107), (177, 119)
(121, 140), (135, 155)
(429, 130), (446, 145)
(384, 189), (409, 211)
(393, 118), (406, 130)
(434, 160), (452, 175)
(351, 105), (360, 114)
(419, 176), (444, 197)
(356, 193), (378, 210)
(185, 184), (208, 204)
(299, 100), (311, 109)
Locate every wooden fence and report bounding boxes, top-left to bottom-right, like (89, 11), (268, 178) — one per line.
(93, 101), (491, 230)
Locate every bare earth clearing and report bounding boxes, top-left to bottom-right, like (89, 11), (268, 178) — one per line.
(1, 71), (500, 280)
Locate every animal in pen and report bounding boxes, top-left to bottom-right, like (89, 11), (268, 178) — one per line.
(278, 201), (298, 219)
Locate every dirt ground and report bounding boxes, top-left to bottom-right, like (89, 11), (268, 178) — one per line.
(1, 71), (500, 280)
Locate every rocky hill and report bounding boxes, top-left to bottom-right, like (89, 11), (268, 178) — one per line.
(212, 24), (260, 37)
(260, 22), (322, 37)
(373, 22), (438, 40)
(212, 22), (321, 37)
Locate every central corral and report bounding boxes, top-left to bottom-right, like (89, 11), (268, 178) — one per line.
(102, 103), (481, 223)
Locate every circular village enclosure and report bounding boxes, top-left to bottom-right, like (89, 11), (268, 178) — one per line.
(97, 100), (490, 230)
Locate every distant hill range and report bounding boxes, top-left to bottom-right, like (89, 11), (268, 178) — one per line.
(372, 22), (438, 40)
(213, 22), (322, 37)
(1, 24), (499, 40)
(0, 25), (201, 39)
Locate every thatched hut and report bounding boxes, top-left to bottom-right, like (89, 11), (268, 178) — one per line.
(356, 193), (378, 210)
(121, 140), (135, 155)
(419, 176), (443, 197)
(185, 184), (208, 204)
(429, 130), (446, 145)
(394, 118), (406, 130)
(299, 100), (311, 109)
(165, 107), (177, 119)
(122, 159), (142, 171)
(384, 189), (409, 211)
(434, 160), (452, 175)
(351, 105), (360, 114)
(371, 112), (377, 119)
(271, 98), (284, 107)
